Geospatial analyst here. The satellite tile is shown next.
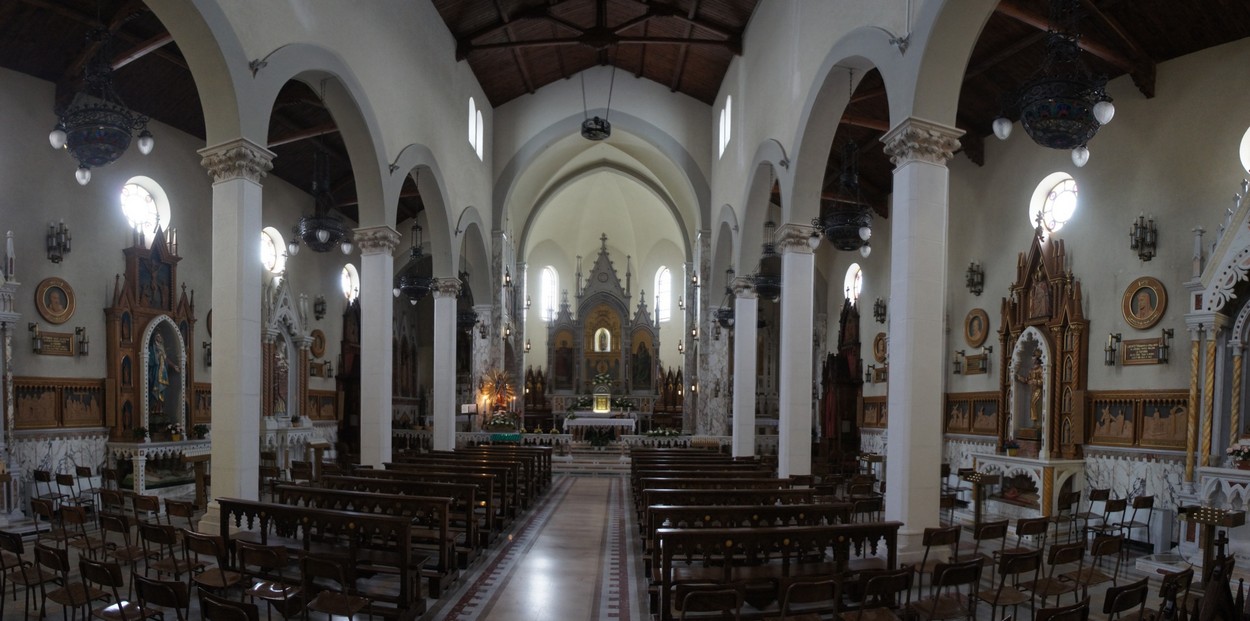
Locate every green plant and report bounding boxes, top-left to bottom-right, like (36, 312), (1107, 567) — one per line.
(132, 426), (148, 440)
(192, 424), (209, 439)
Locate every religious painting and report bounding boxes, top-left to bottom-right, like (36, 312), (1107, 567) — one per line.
(971, 400), (999, 435)
(15, 383), (57, 428)
(861, 397), (886, 428)
(63, 386), (102, 426)
(1140, 401), (1187, 449)
(1122, 277), (1166, 330)
(632, 340), (653, 389)
(138, 258), (172, 310)
(946, 401), (971, 433)
(965, 309), (989, 348)
(594, 327), (612, 352)
(872, 332), (887, 363)
(552, 330), (575, 390)
(35, 277), (74, 324)
(310, 329), (326, 358)
(1090, 399), (1135, 445)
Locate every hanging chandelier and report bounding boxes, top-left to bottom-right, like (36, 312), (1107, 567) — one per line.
(579, 64), (616, 141)
(811, 142), (873, 258)
(287, 150), (353, 255)
(48, 28), (154, 185)
(752, 221), (782, 302)
(392, 224), (433, 304)
(715, 268), (736, 330)
(992, 0), (1114, 167)
(457, 271), (479, 332)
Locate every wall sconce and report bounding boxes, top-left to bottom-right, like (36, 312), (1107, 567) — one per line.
(953, 350), (965, 374)
(504, 268), (512, 287)
(325, 361), (333, 377)
(46, 220), (71, 263)
(525, 295), (531, 310)
(1158, 328), (1173, 363)
(477, 322), (488, 339)
(203, 341), (212, 367)
(1104, 332), (1122, 366)
(504, 324), (512, 338)
(690, 326), (698, 339)
(865, 364), (876, 384)
(690, 383), (698, 394)
(75, 327), (89, 356)
(313, 295), (327, 320)
(678, 295), (684, 310)
(29, 323), (41, 353)
(873, 298), (887, 324)
(524, 338), (531, 353)
(678, 341), (684, 354)
(713, 324), (722, 341)
(1129, 214), (1157, 262)
(966, 262), (984, 296)
(691, 273), (699, 286)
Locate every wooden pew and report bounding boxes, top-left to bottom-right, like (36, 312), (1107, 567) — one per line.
(395, 454), (528, 514)
(272, 485), (458, 597)
(655, 522), (903, 621)
(640, 489), (817, 536)
(216, 498), (426, 620)
(381, 462), (513, 528)
(419, 450), (536, 501)
(458, 445), (552, 490)
(320, 475), (483, 566)
(634, 478), (793, 521)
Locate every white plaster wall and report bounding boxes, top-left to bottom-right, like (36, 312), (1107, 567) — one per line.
(213, 0), (493, 236)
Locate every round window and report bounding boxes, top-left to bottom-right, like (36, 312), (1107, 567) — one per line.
(341, 264), (360, 302)
(1029, 173), (1078, 235)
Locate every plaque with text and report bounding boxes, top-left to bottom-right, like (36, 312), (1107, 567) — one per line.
(1122, 337), (1162, 365)
(39, 331), (74, 356)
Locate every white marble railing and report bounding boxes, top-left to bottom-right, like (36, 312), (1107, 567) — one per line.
(11, 427), (110, 522)
(861, 429), (887, 455)
(1084, 447), (1186, 512)
(944, 436), (998, 470)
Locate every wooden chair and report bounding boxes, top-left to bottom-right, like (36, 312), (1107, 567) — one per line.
(1035, 596), (1090, 621)
(164, 499), (196, 532)
(56, 473), (90, 510)
(79, 556), (157, 620)
(36, 543), (108, 620)
(911, 557), (983, 621)
(76, 465), (102, 507)
(1061, 534), (1122, 599)
(199, 587), (261, 621)
(1101, 577), (1149, 621)
(31, 498), (72, 549)
(99, 512), (147, 568)
(133, 573), (191, 621)
(234, 540), (302, 621)
(0, 529), (56, 619)
(675, 584), (744, 621)
(851, 497), (883, 523)
(999, 517), (1049, 557)
(1117, 496), (1155, 550)
(301, 554), (371, 620)
(32, 470), (67, 504)
(98, 489), (127, 515)
(959, 519), (1008, 570)
(973, 549), (1041, 621)
(1073, 489), (1109, 536)
(845, 566), (914, 621)
(771, 575), (841, 620)
(139, 522), (191, 579)
(1134, 567), (1194, 621)
(101, 468), (123, 492)
(62, 504), (105, 560)
(1022, 541), (1085, 609)
(1051, 491), (1081, 543)
(181, 530), (240, 593)
(914, 526), (961, 595)
(1088, 497), (1128, 540)
(131, 494), (164, 526)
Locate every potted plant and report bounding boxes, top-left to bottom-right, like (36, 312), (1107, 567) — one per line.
(289, 414), (302, 427)
(132, 427), (149, 442)
(1004, 438), (1020, 456)
(1227, 444), (1250, 470)
(192, 424), (210, 440)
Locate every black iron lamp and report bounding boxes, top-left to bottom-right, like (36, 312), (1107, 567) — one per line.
(991, 0), (1115, 167)
(752, 221), (782, 302)
(966, 262), (984, 296)
(393, 223), (433, 304)
(75, 327), (89, 356)
(715, 268), (736, 331)
(1104, 332), (1121, 366)
(1158, 328), (1173, 363)
(812, 142), (873, 257)
(28, 323), (41, 354)
(953, 350), (966, 374)
(313, 295), (327, 320)
(1129, 214), (1157, 261)
(49, 28), (153, 185)
(288, 150), (353, 255)
(46, 220), (71, 264)
(873, 298), (887, 324)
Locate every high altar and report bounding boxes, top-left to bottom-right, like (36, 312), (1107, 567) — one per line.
(973, 225), (1089, 518)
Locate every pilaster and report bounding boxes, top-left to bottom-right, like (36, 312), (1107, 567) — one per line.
(732, 278), (758, 457)
(776, 224), (816, 478)
(356, 226), (401, 468)
(432, 278), (462, 451)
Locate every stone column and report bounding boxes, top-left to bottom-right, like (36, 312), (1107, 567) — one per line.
(700, 310), (730, 436)
(880, 119), (963, 554)
(1185, 325), (1200, 486)
(198, 139), (273, 532)
(776, 224), (816, 478)
(432, 278), (461, 451)
(472, 302), (494, 426)
(683, 261), (697, 432)
(731, 278), (758, 457)
(356, 226), (401, 468)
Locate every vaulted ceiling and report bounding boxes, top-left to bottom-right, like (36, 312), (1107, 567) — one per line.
(3, 1), (1250, 229)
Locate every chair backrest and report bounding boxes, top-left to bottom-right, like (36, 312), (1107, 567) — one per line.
(30, 497), (55, 521)
(779, 576), (840, 618)
(301, 554), (355, 593)
(860, 566), (914, 612)
(1046, 541), (1085, 578)
(34, 543), (69, 577)
(75, 465), (93, 479)
(1130, 495), (1154, 510)
(134, 573), (190, 617)
(165, 499), (195, 529)
(998, 549), (1042, 578)
(139, 522), (179, 558)
(79, 556), (125, 589)
(99, 489), (126, 512)
(55, 473), (77, 493)
(975, 519), (1009, 541)
(1057, 491), (1080, 512)
(99, 511), (132, 536)
(183, 529), (227, 565)
(1103, 577), (1149, 618)
(1037, 597), (1090, 621)
(932, 557), (984, 590)
(1017, 516), (1050, 538)
(678, 585), (743, 621)
(198, 587), (260, 621)
(1090, 534), (1123, 558)
(922, 525), (962, 548)
(1088, 488), (1110, 502)
(1158, 567), (1194, 615)
(132, 494), (162, 521)
(235, 540), (289, 577)
(0, 530), (24, 556)
(32, 469), (53, 484)
(1102, 497), (1128, 517)
(61, 504), (90, 529)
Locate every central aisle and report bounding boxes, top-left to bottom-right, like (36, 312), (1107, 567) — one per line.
(427, 475), (645, 621)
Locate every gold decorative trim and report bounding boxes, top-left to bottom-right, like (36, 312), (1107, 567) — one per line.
(35, 277), (74, 324)
(1122, 276), (1167, 330)
(965, 308), (989, 348)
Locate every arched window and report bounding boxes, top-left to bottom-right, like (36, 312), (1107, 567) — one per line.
(120, 178), (171, 239)
(1029, 173), (1078, 235)
(654, 267), (672, 322)
(717, 96), (733, 158)
(475, 109), (485, 161)
(468, 98), (484, 161)
(341, 264), (360, 302)
(260, 227), (286, 274)
(844, 263), (863, 303)
(541, 266), (559, 322)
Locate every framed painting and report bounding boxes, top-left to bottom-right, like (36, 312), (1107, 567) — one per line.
(1139, 400), (1187, 449)
(35, 277), (74, 324)
(310, 329), (326, 358)
(1089, 400), (1136, 445)
(1122, 277), (1166, 330)
(872, 332), (887, 363)
(965, 309), (989, 348)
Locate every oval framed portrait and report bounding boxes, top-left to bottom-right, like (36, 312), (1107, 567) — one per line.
(1123, 276), (1167, 330)
(965, 308), (989, 348)
(35, 277), (75, 324)
(872, 332), (887, 363)
(310, 329), (326, 358)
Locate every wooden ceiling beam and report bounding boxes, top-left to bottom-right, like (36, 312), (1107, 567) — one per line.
(668, 0), (700, 92)
(111, 31), (174, 70)
(839, 114), (889, 132)
(955, 113), (984, 166)
(337, 188), (420, 210)
(268, 123), (340, 149)
(1080, 0), (1155, 97)
(491, 0), (536, 95)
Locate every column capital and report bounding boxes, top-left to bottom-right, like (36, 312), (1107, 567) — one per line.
(775, 224), (816, 255)
(198, 138), (275, 184)
(881, 118), (963, 167)
(433, 278), (462, 299)
(731, 277), (757, 298)
(354, 226), (401, 255)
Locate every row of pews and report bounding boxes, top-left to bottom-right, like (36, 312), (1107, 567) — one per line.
(631, 447), (902, 621)
(216, 444), (551, 620)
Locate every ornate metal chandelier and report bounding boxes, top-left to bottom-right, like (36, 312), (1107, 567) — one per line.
(287, 151), (353, 255)
(812, 142), (873, 258)
(715, 268), (736, 330)
(392, 224), (433, 304)
(992, 0), (1115, 167)
(752, 221), (782, 302)
(48, 29), (153, 185)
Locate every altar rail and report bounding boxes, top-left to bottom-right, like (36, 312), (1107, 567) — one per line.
(392, 430), (780, 455)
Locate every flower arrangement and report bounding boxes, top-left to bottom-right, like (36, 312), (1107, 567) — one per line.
(593, 372), (613, 385)
(486, 413), (516, 429)
(647, 427), (682, 437)
(611, 397), (636, 411)
(168, 424), (185, 437)
(565, 396), (593, 414)
(1226, 444), (1250, 461)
